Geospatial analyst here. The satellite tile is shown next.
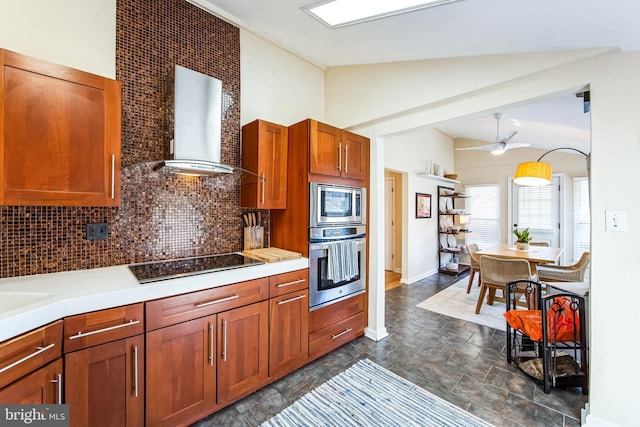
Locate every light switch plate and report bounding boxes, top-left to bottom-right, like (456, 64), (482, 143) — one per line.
(605, 210), (627, 232)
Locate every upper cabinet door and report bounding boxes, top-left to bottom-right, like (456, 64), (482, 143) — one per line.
(340, 130), (368, 181)
(0, 49), (121, 206)
(309, 120), (369, 183)
(241, 120), (288, 209)
(309, 121), (342, 178)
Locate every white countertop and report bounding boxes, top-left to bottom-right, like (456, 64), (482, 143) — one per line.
(0, 257), (309, 342)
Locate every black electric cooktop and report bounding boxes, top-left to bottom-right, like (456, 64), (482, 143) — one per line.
(128, 253), (264, 284)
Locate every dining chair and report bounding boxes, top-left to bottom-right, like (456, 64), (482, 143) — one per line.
(537, 252), (590, 282)
(476, 256), (532, 314)
(529, 242), (549, 247)
(466, 243), (481, 293)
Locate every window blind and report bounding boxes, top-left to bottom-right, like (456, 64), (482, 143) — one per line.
(573, 177), (590, 262)
(464, 184), (500, 249)
(516, 185), (554, 230)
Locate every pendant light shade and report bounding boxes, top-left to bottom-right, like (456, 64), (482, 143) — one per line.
(513, 161), (552, 186)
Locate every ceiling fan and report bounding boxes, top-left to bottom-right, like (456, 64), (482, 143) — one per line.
(455, 112), (530, 155)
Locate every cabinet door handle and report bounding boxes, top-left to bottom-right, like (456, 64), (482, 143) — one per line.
(0, 343), (56, 374)
(338, 142), (342, 171)
(222, 319), (228, 362)
(208, 323), (214, 367)
(344, 144), (349, 174)
(278, 294), (306, 305)
(50, 373), (63, 405)
(276, 278), (306, 288)
(69, 319), (140, 340)
(260, 173), (265, 205)
(132, 346), (139, 397)
(331, 328), (352, 340)
(195, 295), (239, 308)
(111, 153), (115, 199)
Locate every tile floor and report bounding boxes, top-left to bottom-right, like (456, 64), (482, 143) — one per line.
(192, 273), (588, 427)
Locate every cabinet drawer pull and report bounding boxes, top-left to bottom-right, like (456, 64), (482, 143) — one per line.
(344, 144), (349, 173)
(276, 278), (306, 288)
(208, 323), (214, 367)
(69, 319), (140, 340)
(278, 294), (306, 305)
(331, 328), (352, 340)
(222, 319), (228, 362)
(133, 346), (139, 397)
(0, 343), (56, 374)
(50, 373), (63, 405)
(260, 173), (265, 205)
(195, 295), (239, 308)
(111, 153), (115, 199)
(338, 142), (342, 171)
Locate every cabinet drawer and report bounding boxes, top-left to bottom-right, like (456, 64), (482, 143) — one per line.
(0, 321), (62, 389)
(309, 293), (364, 333)
(146, 278), (269, 331)
(64, 303), (144, 353)
(269, 269), (308, 297)
(309, 312), (364, 359)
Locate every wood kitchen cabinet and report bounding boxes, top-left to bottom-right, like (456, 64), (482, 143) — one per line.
(241, 119), (288, 209)
(63, 304), (144, 427)
(268, 269), (309, 378)
(0, 48), (121, 206)
(309, 120), (368, 182)
(308, 293), (365, 359)
(146, 316), (216, 427)
(0, 321), (63, 404)
(217, 300), (269, 403)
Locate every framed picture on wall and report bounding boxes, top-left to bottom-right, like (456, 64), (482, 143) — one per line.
(416, 193), (432, 218)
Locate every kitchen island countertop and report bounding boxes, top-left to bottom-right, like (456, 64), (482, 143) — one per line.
(0, 257), (309, 342)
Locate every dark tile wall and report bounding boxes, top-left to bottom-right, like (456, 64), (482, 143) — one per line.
(0, 0), (264, 278)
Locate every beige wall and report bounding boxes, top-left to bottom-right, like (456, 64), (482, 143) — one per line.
(0, 0), (116, 78)
(240, 29), (324, 126)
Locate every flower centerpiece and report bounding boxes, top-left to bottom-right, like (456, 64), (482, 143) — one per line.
(513, 227), (532, 250)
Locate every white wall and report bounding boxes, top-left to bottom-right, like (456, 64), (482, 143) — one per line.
(331, 50), (640, 427)
(240, 29), (324, 126)
(385, 128), (455, 283)
(0, 0), (116, 78)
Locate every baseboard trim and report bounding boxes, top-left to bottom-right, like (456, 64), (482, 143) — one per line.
(584, 413), (622, 427)
(403, 268), (438, 284)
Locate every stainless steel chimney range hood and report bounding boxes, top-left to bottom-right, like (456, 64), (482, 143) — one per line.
(154, 65), (236, 176)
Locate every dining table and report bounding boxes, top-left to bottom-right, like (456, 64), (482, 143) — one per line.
(476, 243), (563, 276)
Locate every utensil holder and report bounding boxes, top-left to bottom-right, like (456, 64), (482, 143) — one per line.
(244, 226), (264, 250)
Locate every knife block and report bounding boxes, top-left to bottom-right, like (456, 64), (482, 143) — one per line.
(244, 226), (264, 250)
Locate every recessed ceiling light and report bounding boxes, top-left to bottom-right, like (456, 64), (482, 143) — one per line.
(303, 0), (465, 28)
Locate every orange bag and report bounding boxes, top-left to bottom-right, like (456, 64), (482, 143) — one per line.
(503, 297), (579, 342)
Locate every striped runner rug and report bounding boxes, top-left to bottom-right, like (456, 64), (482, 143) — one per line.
(261, 358), (493, 427)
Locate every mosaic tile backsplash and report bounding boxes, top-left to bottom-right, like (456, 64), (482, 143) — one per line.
(0, 0), (262, 278)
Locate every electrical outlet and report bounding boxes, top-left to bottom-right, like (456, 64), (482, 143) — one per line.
(86, 223), (109, 240)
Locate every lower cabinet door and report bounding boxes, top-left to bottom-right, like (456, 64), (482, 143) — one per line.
(65, 335), (144, 427)
(217, 301), (269, 403)
(0, 359), (63, 404)
(269, 290), (309, 378)
(146, 316), (216, 427)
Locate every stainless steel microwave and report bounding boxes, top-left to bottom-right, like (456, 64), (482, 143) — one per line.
(309, 182), (366, 227)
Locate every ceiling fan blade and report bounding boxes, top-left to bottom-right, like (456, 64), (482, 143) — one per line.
(455, 143), (500, 151)
(498, 131), (518, 144)
(504, 142), (530, 149)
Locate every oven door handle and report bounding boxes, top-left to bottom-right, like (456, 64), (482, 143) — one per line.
(310, 240), (363, 251)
